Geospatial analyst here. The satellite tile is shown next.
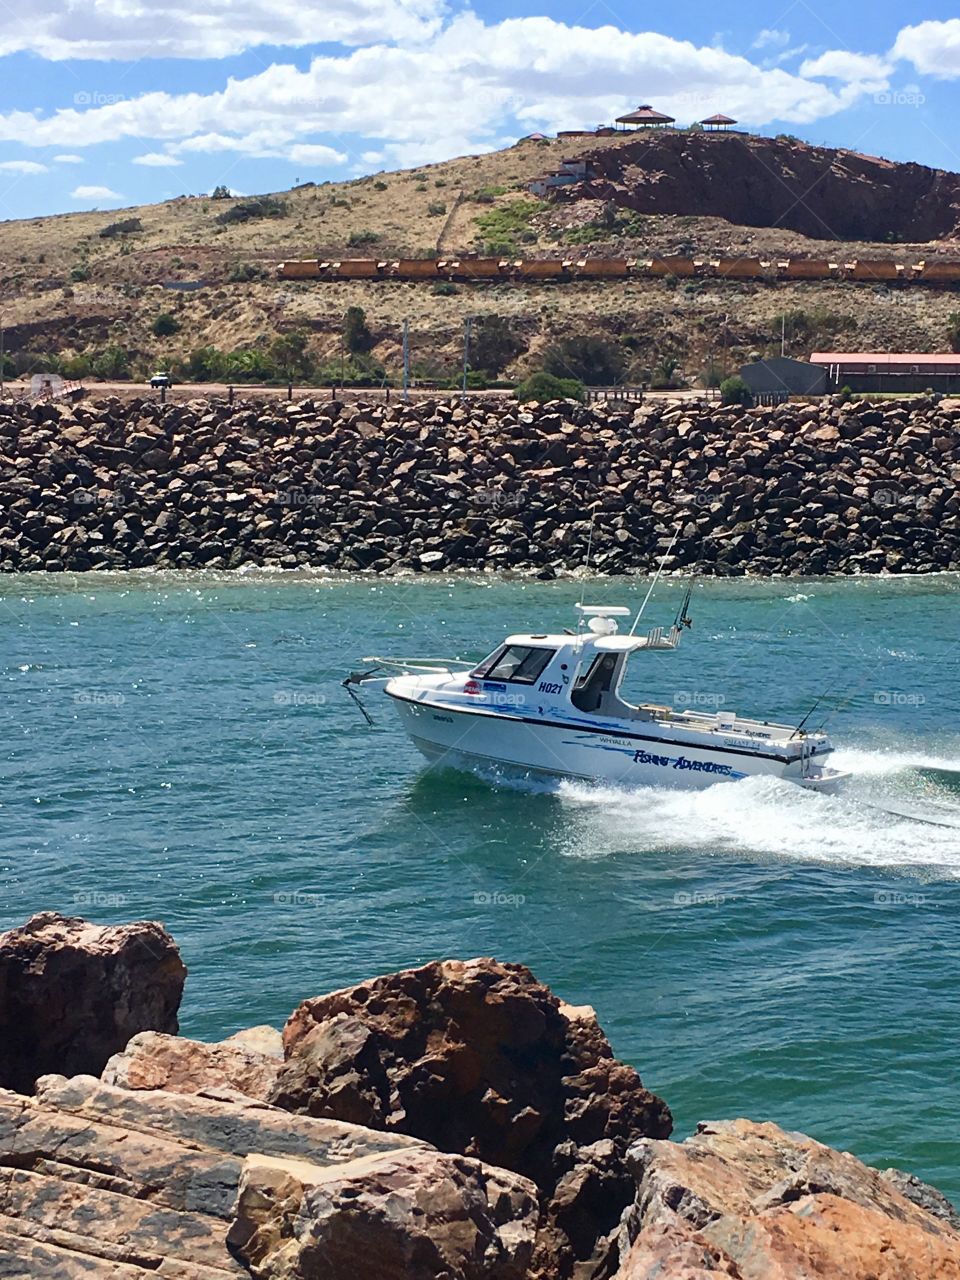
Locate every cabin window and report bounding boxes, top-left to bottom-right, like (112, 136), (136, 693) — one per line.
(472, 645), (556, 684)
(571, 654), (620, 712)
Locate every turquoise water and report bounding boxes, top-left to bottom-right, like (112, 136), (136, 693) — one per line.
(3, 571), (960, 1196)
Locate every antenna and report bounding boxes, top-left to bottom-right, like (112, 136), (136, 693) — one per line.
(629, 523), (681, 636)
(575, 506), (599, 637)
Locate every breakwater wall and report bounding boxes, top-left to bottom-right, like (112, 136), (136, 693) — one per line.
(1, 394), (958, 574)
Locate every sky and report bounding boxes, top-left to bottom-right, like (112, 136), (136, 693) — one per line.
(1, 1), (960, 220)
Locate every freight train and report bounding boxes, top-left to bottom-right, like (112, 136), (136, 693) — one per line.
(275, 256), (960, 284)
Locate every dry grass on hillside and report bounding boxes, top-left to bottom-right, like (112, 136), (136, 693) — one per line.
(2, 130), (960, 385)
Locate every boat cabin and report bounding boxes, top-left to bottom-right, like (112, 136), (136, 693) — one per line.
(468, 606), (685, 723)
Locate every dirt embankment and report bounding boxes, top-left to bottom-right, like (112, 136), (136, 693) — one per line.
(561, 132), (960, 243)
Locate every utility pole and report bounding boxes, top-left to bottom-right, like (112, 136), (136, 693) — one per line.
(462, 315), (473, 401)
(402, 319), (410, 403)
(781, 313), (786, 357)
(0, 315), (5, 399)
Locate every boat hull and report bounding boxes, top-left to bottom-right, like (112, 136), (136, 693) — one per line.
(389, 694), (846, 793)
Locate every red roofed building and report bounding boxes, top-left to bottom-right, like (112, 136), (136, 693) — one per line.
(811, 351), (960, 392)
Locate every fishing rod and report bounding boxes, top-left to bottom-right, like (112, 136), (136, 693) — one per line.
(629, 523), (682, 636)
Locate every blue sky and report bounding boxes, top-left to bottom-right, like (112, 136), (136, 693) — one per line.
(1, 1), (959, 220)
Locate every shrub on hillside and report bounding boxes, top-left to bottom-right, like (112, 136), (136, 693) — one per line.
(347, 229), (382, 247)
(515, 371), (585, 403)
(214, 196), (287, 225)
(151, 313), (180, 337)
(720, 375), (752, 406)
(100, 218), (143, 238)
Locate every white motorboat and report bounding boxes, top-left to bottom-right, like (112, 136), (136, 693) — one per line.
(347, 594), (850, 794)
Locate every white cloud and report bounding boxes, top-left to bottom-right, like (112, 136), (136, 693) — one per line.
(0, 15), (896, 170)
(0, 0), (444, 60)
(132, 152), (182, 166)
(71, 184), (122, 200)
(0, 159), (47, 173)
(53, 153), (84, 163)
(800, 51), (892, 86)
(892, 20), (960, 78)
(753, 29), (790, 51)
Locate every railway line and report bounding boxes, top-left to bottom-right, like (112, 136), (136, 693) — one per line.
(276, 255), (960, 285)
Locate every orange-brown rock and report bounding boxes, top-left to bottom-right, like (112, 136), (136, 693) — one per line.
(102, 1029), (282, 1102)
(229, 1147), (540, 1280)
(271, 957), (672, 1279)
(615, 1118), (960, 1279)
(0, 912), (185, 1094)
(0, 1073), (430, 1277)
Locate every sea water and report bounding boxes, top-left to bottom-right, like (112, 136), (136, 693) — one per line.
(3, 571), (959, 1195)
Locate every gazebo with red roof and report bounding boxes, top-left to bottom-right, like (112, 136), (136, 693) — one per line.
(616, 104), (676, 129)
(701, 113), (738, 131)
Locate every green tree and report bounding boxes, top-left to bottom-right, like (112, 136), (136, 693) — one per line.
(269, 331), (315, 382)
(92, 345), (131, 379)
(543, 335), (626, 387)
(651, 355), (681, 389)
(152, 313), (180, 337)
(947, 312), (960, 353)
(343, 306), (373, 354)
(211, 184), (232, 199)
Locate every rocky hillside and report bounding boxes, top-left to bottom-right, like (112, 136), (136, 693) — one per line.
(3, 130), (960, 389)
(561, 131), (960, 242)
(1, 392), (958, 576)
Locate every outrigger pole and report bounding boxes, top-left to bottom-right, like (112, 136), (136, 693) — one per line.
(628, 524), (682, 636)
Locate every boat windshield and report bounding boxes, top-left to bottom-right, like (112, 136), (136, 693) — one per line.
(472, 645), (556, 684)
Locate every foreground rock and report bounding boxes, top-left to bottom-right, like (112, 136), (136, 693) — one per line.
(0, 911), (185, 1094)
(230, 1148), (538, 1280)
(271, 957), (672, 1279)
(103, 1028), (283, 1102)
(0, 1073), (434, 1278)
(1, 392), (958, 576)
(615, 1118), (960, 1279)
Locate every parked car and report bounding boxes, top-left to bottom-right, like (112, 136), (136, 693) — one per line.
(149, 371), (172, 388)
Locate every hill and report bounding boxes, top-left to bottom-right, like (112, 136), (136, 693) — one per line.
(2, 130), (960, 390)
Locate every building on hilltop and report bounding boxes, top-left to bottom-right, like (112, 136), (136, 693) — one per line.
(700, 113), (738, 131)
(615, 105), (676, 129)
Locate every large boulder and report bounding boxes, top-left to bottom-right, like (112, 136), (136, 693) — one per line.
(0, 1072), (428, 1278)
(0, 912), (186, 1093)
(615, 1118), (960, 1279)
(229, 1147), (539, 1280)
(102, 1028), (282, 1102)
(270, 958), (672, 1278)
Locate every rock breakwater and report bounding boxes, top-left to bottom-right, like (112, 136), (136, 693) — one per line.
(1, 393), (959, 576)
